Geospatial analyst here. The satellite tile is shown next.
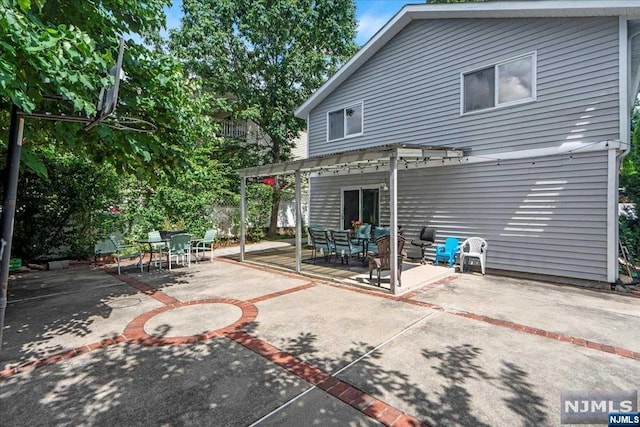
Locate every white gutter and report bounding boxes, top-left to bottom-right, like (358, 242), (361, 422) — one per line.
(609, 17), (630, 283)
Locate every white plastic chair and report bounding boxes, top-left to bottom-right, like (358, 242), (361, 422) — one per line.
(459, 237), (488, 275)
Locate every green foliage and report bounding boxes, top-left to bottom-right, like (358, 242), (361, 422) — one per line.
(621, 102), (640, 257)
(246, 183), (274, 241)
(0, 0), (219, 181)
(11, 149), (123, 260)
(171, 0), (358, 236)
(620, 213), (640, 260)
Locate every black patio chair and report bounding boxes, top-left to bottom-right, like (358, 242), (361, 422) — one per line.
(411, 227), (436, 264)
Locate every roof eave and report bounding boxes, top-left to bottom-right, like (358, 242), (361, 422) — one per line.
(295, 1), (640, 119)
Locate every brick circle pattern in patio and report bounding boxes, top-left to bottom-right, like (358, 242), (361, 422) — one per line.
(123, 298), (258, 346)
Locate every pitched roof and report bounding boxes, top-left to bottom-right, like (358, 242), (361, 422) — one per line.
(295, 0), (640, 118)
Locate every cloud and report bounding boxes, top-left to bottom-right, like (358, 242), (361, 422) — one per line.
(356, 12), (393, 45)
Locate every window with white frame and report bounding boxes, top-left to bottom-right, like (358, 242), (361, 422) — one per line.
(462, 53), (535, 114)
(328, 103), (363, 141)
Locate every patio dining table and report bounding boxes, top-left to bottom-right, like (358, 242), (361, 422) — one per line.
(136, 238), (170, 272)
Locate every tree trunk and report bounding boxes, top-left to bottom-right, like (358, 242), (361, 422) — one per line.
(267, 181), (281, 238)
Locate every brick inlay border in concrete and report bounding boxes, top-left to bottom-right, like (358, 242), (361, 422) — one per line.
(247, 282), (317, 303)
(224, 329), (428, 427)
(319, 279), (640, 363)
(223, 261), (640, 363)
(122, 298), (258, 346)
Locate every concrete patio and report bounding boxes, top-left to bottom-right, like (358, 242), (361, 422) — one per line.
(0, 244), (639, 426)
(225, 240), (455, 295)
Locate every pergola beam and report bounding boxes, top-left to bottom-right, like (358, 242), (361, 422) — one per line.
(235, 144), (465, 290)
(237, 144), (464, 178)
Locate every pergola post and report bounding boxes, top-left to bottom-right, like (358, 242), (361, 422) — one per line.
(240, 175), (246, 262)
(389, 153), (398, 295)
(295, 170), (302, 273)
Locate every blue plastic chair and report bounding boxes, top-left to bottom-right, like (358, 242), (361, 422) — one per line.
(434, 237), (460, 267)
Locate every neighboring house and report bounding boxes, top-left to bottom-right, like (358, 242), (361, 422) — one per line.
(218, 114), (310, 230)
(217, 117), (308, 160)
(238, 1), (640, 288)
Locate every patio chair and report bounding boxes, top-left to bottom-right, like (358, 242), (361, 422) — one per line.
(332, 230), (364, 268)
(351, 223), (372, 244)
(366, 226), (389, 254)
(410, 227), (436, 264)
(94, 235), (143, 275)
(434, 237), (460, 268)
(163, 233), (192, 271)
(192, 229), (217, 262)
(368, 234), (406, 286)
(350, 223), (372, 256)
(308, 227), (334, 263)
(147, 230), (165, 268)
(459, 237), (488, 275)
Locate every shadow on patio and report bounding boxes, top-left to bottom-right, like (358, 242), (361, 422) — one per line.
(223, 243), (454, 294)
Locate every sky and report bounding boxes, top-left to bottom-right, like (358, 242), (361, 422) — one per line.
(163, 1), (416, 46)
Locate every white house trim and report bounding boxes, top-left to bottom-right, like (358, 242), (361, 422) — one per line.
(295, 1), (640, 118)
(611, 16), (630, 282)
(459, 51), (538, 116)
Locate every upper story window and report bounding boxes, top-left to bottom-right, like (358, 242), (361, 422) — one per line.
(462, 53), (536, 114)
(327, 102), (363, 141)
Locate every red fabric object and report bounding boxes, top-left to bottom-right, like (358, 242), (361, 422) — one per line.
(262, 177), (275, 186)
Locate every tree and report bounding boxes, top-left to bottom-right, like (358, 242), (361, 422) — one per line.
(171, 0), (358, 237)
(0, 0), (216, 178)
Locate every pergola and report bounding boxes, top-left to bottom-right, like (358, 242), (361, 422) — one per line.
(236, 143), (464, 294)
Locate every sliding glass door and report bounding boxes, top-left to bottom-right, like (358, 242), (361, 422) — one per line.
(342, 187), (379, 229)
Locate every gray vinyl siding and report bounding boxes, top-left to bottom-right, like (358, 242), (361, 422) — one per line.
(308, 17), (620, 157)
(309, 173), (390, 231)
(309, 150), (608, 282)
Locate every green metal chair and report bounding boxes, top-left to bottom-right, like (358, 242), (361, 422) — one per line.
(163, 233), (192, 271)
(94, 235), (143, 275)
(193, 229), (217, 262)
(148, 230), (166, 268)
